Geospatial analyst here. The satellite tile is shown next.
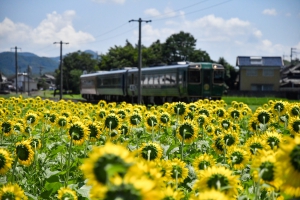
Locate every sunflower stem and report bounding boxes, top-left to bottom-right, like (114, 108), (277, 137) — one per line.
(181, 130), (185, 160)
(65, 136), (73, 187)
(175, 169), (178, 190)
(11, 154), (19, 183)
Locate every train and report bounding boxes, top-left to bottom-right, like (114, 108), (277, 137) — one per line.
(80, 62), (225, 104)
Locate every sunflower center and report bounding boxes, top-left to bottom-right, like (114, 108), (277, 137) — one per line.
(231, 110), (240, 119)
(58, 118), (67, 127)
(291, 106), (300, 116)
(147, 117), (157, 127)
(292, 120), (300, 133)
(223, 134), (235, 146)
(171, 166), (183, 179)
(207, 173), (229, 191)
(231, 151), (244, 164)
(290, 144), (300, 172)
(2, 122), (11, 133)
(69, 125), (84, 140)
(93, 154), (128, 184)
(259, 161), (274, 181)
(274, 103), (284, 112)
(250, 143), (263, 154)
(178, 124), (194, 139)
(250, 121), (258, 131)
(198, 160), (210, 170)
(0, 154), (6, 169)
(267, 136), (280, 149)
(105, 116), (119, 129)
(130, 115), (141, 126)
(104, 184), (141, 200)
(88, 125), (98, 138)
(1, 192), (15, 200)
(257, 112), (270, 124)
(141, 145), (158, 161)
(160, 114), (169, 124)
(16, 145), (29, 161)
(216, 109), (225, 117)
(215, 137), (224, 152)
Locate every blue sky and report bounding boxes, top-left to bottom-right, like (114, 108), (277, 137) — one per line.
(0, 0), (299, 66)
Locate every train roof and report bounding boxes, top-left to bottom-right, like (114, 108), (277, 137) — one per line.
(80, 62), (223, 77)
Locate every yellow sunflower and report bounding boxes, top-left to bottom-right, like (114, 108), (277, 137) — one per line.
(56, 115), (69, 129)
(251, 150), (280, 189)
(192, 153), (216, 173)
(86, 121), (102, 141)
(176, 119), (199, 144)
(0, 148), (13, 175)
(1, 120), (14, 136)
(226, 146), (249, 170)
(158, 112), (171, 128)
(170, 102), (187, 120)
(159, 186), (185, 200)
(25, 112), (39, 126)
(245, 135), (270, 156)
(67, 121), (89, 145)
(57, 187), (78, 200)
(275, 136), (300, 197)
(169, 158), (189, 184)
(15, 140), (34, 166)
(193, 166), (241, 198)
(103, 170), (163, 200)
(190, 189), (230, 200)
(104, 113), (122, 131)
(80, 142), (135, 190)
(138, 142), (163, 161)
(129, 113), (143, 127)
(288, 117), (300, 136)
(144, 114), (159, 132)
(0, 183), (28, 200)
(156, 159), (172, 183)
(288, 103), (300, 117)
(28, 137), (42, 150)
(261, 130), (283, 150)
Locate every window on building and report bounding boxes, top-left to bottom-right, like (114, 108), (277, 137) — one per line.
(246, 69), (257, 76)
(251, 84), (273, 91)
(263, 69), (274, 77)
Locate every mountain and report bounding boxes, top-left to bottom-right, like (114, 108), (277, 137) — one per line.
(0, 50), (98, 77)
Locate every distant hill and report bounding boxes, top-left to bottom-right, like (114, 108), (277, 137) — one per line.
(0, 50), (98, 77)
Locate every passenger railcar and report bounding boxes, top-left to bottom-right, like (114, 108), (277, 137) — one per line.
(80, 62), (225, 104)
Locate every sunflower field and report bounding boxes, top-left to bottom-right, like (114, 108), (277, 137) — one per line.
(0, 96), (300, 200)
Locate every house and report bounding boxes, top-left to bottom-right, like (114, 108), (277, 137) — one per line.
(280, 63), (300, 99)
(236, 56), (283, 92)
(39, 74), (56, 89)
(9, 73), (37, 92)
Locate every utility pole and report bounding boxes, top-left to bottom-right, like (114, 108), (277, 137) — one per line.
(11, 46), (21, 94)
(291, 48), (297, 65)
(37, 66), (44, 76)
(27, 65), (32, 96)
(53, 41), (69, 100)
(129, 18), (151, 104)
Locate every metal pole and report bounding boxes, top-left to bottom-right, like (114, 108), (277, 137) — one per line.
(15, 47), (18, 94)
(138, 18), (142, 104)
(60, 41), (63, 100)
(128, 18), (151, 104)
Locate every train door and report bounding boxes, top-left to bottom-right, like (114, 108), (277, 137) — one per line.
(187, 66), (201, 97)
(202, 69), (212, 98)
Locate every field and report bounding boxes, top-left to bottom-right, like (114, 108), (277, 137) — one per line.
(0, 93), (299, 199)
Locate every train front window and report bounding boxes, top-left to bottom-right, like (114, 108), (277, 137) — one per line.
(188, 70), (200, 83)
(213, 70), (224, 83)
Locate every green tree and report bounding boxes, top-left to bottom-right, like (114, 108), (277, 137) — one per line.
(217, 57), (239, 90)
(189, 49), (212, 62)
(55, 51), (98, 93)
(99, 40), (136, 70)
(162, 31), (197, 63)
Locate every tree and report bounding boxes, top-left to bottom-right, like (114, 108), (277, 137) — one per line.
(98, 40), (136, 70)
(217, 57), (239, 90)
(55, 51), (98, 93)
(189, 49), (212, 62)
(162, 31), (197, 63)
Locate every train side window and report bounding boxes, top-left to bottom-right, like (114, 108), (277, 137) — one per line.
(189, 70), (200, 83)
(153, 75), (159, 85)
(148, 76), (153, 85)
(213, 70), (224, 83)
(170, 73), (176, 85)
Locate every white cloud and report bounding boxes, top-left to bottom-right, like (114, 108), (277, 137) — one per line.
(262, 8), (277, 16)
(0, 10), (95, 55)
(92, 0), (125, 4)
(144, 8), (161, 17)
